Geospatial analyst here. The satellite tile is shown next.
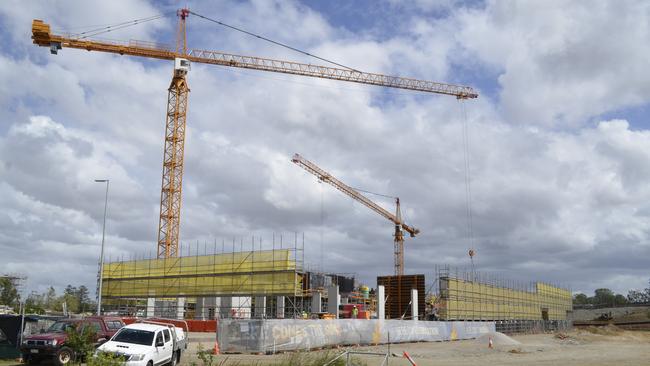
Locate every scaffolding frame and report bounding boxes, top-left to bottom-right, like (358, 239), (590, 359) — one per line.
(101, 233), (306, 319)
(432, 265), (572, 321)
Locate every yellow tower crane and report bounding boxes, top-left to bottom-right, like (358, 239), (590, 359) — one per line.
(31, 9), (477, 259)
(292, 153), (419, 276)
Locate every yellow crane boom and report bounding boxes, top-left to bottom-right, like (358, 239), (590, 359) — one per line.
(292, 153), (419, 275)
(31, 11), (476, 260)
(32, 20), (478, 99)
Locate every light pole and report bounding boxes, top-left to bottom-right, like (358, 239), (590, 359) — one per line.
(94, 179), (109, 315)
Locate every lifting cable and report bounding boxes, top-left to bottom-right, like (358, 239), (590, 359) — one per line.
(319, 180), (325, 272)
(460, 100), (476, 278)
(351, 186), (411, 225)
(351, 187), (397, 200)
(68, 13), (171, 40)
(189, 10), (359, 71)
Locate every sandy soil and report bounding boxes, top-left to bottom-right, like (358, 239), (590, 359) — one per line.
(186, 327), (650, 366)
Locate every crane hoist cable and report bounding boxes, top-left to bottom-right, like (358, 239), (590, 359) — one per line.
(189, 10), (358, 71)
(54, 13), (171, 40)
(55, 15), (165, 34)
(74, 14), (169, 40)
(460, 99), (477, 278)
(351, 186), (413, 225)
(319, 179), (325, 272)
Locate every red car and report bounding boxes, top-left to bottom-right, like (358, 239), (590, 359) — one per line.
(21, 316), (125, 365)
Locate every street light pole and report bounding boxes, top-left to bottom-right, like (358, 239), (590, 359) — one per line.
(95, 179), (109, 315)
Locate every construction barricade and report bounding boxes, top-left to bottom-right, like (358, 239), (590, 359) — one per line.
(217, 319), (495, 353)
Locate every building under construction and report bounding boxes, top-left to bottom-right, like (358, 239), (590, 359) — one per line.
(100, 236), (360, 319)
(432, 266), (572, 321)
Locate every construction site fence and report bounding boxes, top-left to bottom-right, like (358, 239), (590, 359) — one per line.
(495, 319), (572, 334)
(217, 319), (495, 353)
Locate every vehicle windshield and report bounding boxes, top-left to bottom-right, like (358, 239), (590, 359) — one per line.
(112, 328), (154, 346)
(47, 322), (76, 333)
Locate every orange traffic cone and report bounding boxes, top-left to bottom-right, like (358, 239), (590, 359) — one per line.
(213, 340), (220, 355)
(403, 351), (417, 366)
(488, 337), (493, 349)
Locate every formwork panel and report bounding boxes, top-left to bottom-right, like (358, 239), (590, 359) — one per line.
(377, 274), (425, 319)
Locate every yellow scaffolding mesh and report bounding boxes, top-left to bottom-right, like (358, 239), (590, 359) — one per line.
(439, 277), (572, 320)
(101, 249), (302, 298)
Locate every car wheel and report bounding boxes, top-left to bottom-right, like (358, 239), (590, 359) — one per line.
(55, 347), (74, 366)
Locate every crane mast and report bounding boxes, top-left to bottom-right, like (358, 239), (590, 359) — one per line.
(292, 153), (419, 275)
(31, 12), (475, 260)
(157, 9), (190, 258)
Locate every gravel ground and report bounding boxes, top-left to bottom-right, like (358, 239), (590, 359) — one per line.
(183, 328), (650, 366)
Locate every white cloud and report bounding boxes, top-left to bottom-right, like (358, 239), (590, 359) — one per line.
(457, 0), (650, 126)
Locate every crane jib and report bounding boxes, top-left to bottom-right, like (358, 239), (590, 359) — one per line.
(31, 20), (478, 99)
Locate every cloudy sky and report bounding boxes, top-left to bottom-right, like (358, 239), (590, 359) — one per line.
(1, 0), (649, 298)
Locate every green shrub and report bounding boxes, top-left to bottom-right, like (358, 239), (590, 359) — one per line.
(86, 351), (124, 366)
(65, 325), (96, 363)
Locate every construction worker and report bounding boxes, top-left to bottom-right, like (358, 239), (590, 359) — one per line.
(351, 305), (359, 319)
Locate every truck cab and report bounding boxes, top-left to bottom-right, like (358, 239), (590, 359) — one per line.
(21, 316), (125, 365)
(97, 321), (186, 366)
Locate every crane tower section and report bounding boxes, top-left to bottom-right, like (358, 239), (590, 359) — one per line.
(156, 9), (190, 258)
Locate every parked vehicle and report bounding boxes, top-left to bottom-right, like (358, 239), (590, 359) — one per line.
(21, 316), (125, 365)
(96, 320), (187, 366)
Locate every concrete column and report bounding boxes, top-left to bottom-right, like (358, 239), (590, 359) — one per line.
(377, 285), (385, 320)
(327, 285), (339, 318)
(220, 296), (232, 318)
(311, 292), (322, 314)
(195, 297), (205, 320)
(176, 298), (186, 320)
(146, 298), (155, 318)
(276, 296), (285, 319)
(254, 296), (267, 318)
(213, 297), (221, 319)
(411, 289), (418, 321)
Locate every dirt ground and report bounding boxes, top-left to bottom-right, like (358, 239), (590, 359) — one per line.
(186, 327), (650, 366)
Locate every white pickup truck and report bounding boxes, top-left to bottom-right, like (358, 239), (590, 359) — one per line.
(96, 321), (187, 366)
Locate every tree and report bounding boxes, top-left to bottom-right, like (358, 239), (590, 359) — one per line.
(614, 294), (628, 306)
(25, 292), (45, 314)
(77, 285), (91, 313)
(62, 285), (80, 314)
(44, 286), (57, 309)
(593, 288), (616, 305)
(0, 276), (21, 306)
(573, 293), (589, 305)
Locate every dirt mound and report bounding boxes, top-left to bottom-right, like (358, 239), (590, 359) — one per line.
(475, 332), (521, 346)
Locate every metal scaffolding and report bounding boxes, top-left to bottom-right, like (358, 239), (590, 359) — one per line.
(432, 265), (572, 321)
(100, 234), (305, 319)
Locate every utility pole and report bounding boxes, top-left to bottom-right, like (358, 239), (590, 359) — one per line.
(94, 179), (109, 315)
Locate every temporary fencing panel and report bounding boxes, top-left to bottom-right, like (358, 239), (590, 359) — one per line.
(217, 319), (495, 353)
